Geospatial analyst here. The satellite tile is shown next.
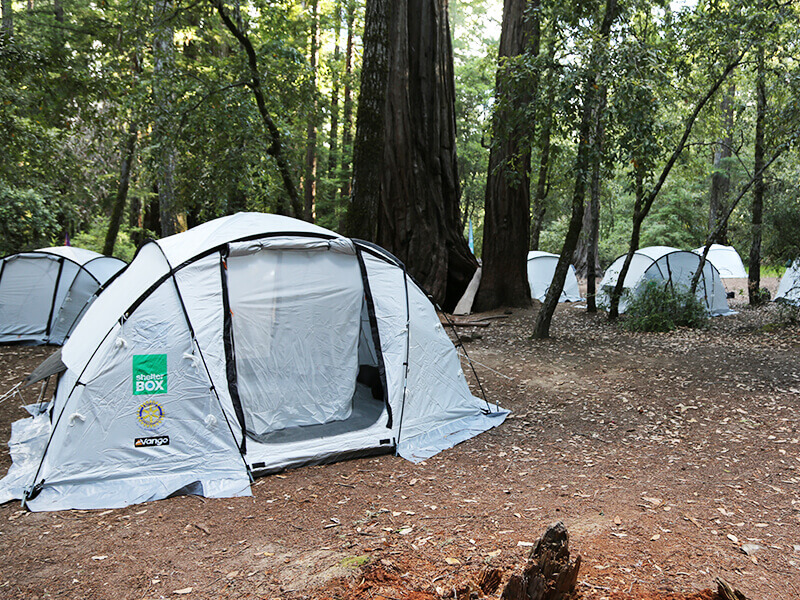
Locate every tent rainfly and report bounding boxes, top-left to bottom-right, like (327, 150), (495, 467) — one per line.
(775, 259), (800, 305)
(693, 244), (747, 279)
(597, 246), (733, 316)
(0, 213), (507, 511)
(0, 247), (126, 345)
(526, 251), (582, 303)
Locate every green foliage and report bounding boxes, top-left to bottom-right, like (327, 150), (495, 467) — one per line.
(0, 183), (58, 255)
(622, 281), (709, 333)
(72, 217), (138, 262)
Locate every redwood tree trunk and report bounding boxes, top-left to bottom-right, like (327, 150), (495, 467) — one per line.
(748, 45), (766, 305)
(474, 0), (536, 311)
(376, 0), (477, 310)
(338, 0), (355, 227)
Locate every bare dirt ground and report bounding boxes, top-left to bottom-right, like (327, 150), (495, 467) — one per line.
(0, 281), (798, 600)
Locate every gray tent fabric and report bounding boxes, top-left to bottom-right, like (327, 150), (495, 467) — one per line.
(775, 259), (800, 305)
(24, 348), (66, 387)
(597, 246), (733, 316)
(0, 214), (507, 511)
(526, 251), (582, 303)
(0, 247), (126, 345)
(692, 244), (747, 278)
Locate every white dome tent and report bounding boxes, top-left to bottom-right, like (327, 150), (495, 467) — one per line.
(526, 251), (582, 303)
(693, 244), (747, 278)
(0, 247), (126, 345)
(0, 213), (507, 511)
(597, 246), (733, 316)
(775, 259), (800, 305)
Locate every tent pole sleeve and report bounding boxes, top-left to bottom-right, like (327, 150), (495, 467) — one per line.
(45, 258), (66, 339)
(355, 248), (392, 428)
(394, 266), (412, 454)
(219, 248), (248, 452)
(152, 244), (253, 481)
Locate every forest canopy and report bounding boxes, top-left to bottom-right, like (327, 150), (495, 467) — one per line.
(1, 0), (798, 300)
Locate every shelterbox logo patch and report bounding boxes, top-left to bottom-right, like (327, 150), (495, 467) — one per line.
(133, 354), (168, 395)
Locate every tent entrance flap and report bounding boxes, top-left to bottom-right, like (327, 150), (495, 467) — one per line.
(227, 246), (381, 440)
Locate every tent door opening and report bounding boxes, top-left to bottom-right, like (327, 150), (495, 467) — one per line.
(225, 243), (386, 446)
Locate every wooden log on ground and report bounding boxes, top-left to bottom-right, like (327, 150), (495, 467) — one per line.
(500, 522), (581, 600)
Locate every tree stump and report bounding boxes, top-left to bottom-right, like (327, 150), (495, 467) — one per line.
(500, 522), (581, 600)
(716, 578), (750, 600)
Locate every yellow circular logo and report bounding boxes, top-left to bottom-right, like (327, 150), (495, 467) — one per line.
(137, 400), (165, 429)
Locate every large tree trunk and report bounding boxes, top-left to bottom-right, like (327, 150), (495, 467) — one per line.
(303, 0), (319, 222)
(345, 0), (391, 240)
(153, 0), (180, 237)
(748, 45), (766, 305)
(473, 0), (536, 311)
(708, 84), (735, 245)
(377, 0), (477, 310)
(533, 0), (617, 338)
(103, 125), (138, 256)
(350, 0), (476, 309)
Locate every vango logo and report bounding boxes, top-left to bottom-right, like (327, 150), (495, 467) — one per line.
(134, 436), (170, 447)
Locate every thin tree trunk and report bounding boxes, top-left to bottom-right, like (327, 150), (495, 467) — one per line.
(327, 0), (342, 183)
(1, 0), (12, 44)
(748, 44), (766, 305)
(474, 0), (538, 311)
(153, 0), (180, 237)
(708, 84), (735, 244)
(212, 0), (302, 218)
(607, 49), (746, 320)
(303, 0), (319, 222)
(533, 0), (617, 338)
(345, 0), (391, 240)
(586, 89), (606, 313)
(104, 125), (138, 256)
(530, 32), (557, 252)
(338, 0), (355, 227)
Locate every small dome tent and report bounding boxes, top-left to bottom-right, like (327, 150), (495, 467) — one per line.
(0, 213), (507, 511)
(597, 246), (733, 316)
(693, 244), (747, 278)
(526, 251), (582, 303)
(775, 259), (800, 305)
(0, 247), (126, 345)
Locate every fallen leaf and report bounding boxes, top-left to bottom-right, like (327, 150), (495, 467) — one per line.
(650, 534), (660, 541)
(91, 555), (108, 561)
(741, 543), (762, 556)
(173, 588), (193, 595)
(487, 549), (501, 557)
(445, 557), (461, 565)
(727, 534), (739, 544)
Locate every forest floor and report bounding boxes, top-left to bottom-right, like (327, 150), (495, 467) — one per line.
(0, 278), (799, 600)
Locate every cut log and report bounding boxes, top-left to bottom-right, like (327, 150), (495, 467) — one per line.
(500, 522), (581, 600)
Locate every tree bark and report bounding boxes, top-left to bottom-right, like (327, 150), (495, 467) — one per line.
(303, 0), (319, 222)
(586, 89), (606, 312)
(153, 0), (180, 237)
(533, 0), (617, 338)
(345, 0), (391, 240)
(708, 83), (735, 245)
(212, 0), (302, 218)
(104, 125), (138, 256)
(473, 0), (538, 311)
(748, 44), (766, 305)
(607, 49), (746, 320)
(338, 0), (356, 228)
(327, 0), (342, 183)
(375, 0), (477, 310)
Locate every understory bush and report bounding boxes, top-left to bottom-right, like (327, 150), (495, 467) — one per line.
(623, 281), (709, 332)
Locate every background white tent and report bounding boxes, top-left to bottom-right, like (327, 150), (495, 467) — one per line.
(775, 259), (800, 305)
(0, 213), (506, 511)
(0, 247), (126, 345)
(526, 251), (582, 303)
(597, 246), (733, 316)
(693, 244), (747, 278)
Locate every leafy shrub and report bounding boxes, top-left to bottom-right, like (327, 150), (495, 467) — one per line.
(0, 182), (58, 254)
(622, 280), (709, 332)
